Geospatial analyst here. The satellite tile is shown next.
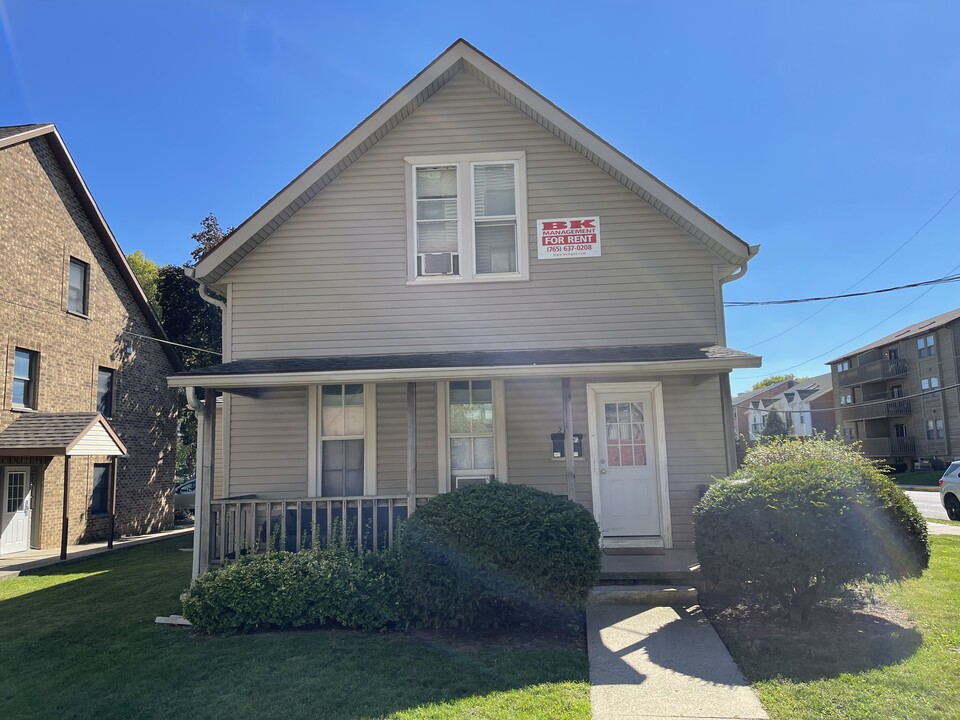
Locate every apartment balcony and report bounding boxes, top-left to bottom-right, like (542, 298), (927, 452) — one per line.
(837, 358), (908, 387)
(842, 398), (912, 422)
(860, 436), (916, 458)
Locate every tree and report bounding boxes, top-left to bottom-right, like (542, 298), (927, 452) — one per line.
(127, 250), (160, 315)
(751, 373), (808, 391)
(759, 411), (790, 438)
(190, 213), (234, 264)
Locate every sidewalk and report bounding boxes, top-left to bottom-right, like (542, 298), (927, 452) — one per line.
(0, 525), (193, 580)
(587, 603), (768, 720)
(928, 522), (960, 536)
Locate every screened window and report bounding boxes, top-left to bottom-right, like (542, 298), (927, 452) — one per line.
(320, 384), (365, 497)
(97, 368), (115, 417)
(68, 258), (89, 315)
(408, 153), (526, 282)
(90, 463), (110, 515)
(449, 380), (495, 480)
(12, 348), (38, 409)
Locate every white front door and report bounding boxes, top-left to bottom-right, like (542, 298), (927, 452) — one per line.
(589, 385), (668, 545)
(1, 467), (31, 554)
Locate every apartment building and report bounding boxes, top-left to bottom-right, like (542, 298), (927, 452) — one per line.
(829, 308), (960, 469)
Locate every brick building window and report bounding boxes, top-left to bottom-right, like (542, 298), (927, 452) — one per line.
(68, 258), (90, 315)
(97, 368), (115, 417)
(90, 463), (110, 515)
(917, 335), (936, 358)
(12, 348), (39, 409)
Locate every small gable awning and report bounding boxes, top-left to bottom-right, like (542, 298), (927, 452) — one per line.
(0, 413), (127, 457)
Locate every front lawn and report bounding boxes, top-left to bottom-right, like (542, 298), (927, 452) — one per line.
(709, 536), (960, 719)
(890, 470), (943, 486)
(0, 537), (589, 719)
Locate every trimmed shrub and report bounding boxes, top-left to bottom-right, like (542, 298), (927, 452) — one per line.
(398, 482), (602, 630)
(694, 436), (929, 622)
(181, 544), (403, 634)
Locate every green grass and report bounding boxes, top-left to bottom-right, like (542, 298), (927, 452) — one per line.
(927, 517), (960, 527)
(890, 470), (943, 486)
(0, 538), (589, 719)
(716, 536), (960, 719)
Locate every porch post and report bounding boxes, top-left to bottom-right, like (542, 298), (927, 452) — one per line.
(60, 456), (71, 560)
(406, 382), (417, 512)
(562, 377), (576, 501)
(197, 389), (217, 576)
(107, 456), (117, 549)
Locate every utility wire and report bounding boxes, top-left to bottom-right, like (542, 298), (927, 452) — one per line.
(738, 185), (960, 349)
(725, 274), (960, 307)
(122, 330), (221, 356)
(737, 259), (960, 381)
(745, 381), (960, 417)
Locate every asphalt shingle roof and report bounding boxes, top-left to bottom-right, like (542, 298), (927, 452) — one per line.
(0, 413), (121, 455)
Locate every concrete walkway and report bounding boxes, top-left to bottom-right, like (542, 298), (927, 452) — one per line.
(928, 522), (960, 536)
(0, 525), (193, 580)
(587, 603), (768, 720)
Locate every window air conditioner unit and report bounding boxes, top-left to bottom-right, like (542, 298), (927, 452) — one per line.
(419, 252), (457, 276)
(455, 475), (493, 489)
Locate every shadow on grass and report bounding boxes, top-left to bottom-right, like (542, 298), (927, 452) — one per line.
(703, 601), (923, 683)
(0, 537), (588, 720)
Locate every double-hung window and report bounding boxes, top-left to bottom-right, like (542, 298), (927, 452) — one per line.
(448, 380), (496, 488)
(68, 258), (89, 315)
(319, 385), (366, 497)
(12, 348), (38, 409)
(408, 152), (527, 282)
(926, 419), (944, 441)
(917, 335), (936, 358)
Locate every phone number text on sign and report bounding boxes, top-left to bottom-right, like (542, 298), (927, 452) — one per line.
(536, 217), (601, 259)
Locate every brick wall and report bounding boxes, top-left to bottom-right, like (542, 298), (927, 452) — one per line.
(0, 135), (178, 550)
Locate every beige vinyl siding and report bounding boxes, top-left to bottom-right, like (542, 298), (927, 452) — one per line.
(505, 374), (728, 549)
(375, 382), (439, 495)
(225, 71), (724, 359)
(227, 388), (308, 498)
(70, 423), (121, 456)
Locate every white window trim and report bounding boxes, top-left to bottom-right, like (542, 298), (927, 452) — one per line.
(405, 152), (528, 284)
(436, 379), (507, 492)
(307, 384), (377, 497)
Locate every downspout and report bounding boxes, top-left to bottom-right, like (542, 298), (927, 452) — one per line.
(185, 266), (227, 313)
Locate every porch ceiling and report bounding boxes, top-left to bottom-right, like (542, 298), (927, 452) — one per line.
(168, 343), (761, 390)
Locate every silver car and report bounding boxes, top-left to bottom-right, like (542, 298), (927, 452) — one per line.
(940, 460), (960, 521)
(174, 479), (196, 513)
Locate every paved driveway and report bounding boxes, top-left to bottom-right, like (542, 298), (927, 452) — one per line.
(906, 490), (947, 521)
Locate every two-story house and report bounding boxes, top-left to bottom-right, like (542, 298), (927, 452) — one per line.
(740, 374), (835, 441)
(168, 40), (761, 577)
(0, 124), (180, 557)
(732, 377), (800, 440)
(830, 308), (960, 469)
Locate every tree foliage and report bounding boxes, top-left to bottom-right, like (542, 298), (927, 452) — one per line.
(190, 213), (234, 264)
(751, 373), (808, 390)
(126, 250), (160, 315)
(759, 410), (790, 437)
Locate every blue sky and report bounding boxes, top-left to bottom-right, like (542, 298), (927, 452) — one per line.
(2, 1), (958, 394)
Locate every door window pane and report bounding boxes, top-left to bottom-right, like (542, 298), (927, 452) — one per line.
(604, 401), (648, 468)
(6, 472), (25, 513)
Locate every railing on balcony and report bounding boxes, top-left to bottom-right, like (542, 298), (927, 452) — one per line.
(842, 398), (912, 421)
(837, 358), (907, 387)
(859, 436), (916, 457)
(209, 495), (433, 567)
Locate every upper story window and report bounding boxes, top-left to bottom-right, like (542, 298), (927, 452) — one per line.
(97, 367), (115, 418)
(12, 348), (39, 409)
(406, 152), (528, 283)
(917, 334), (936, 358)
(836, 360), (850, 372)
(888, 347), (900, 360)
(68, 258), (89, 315)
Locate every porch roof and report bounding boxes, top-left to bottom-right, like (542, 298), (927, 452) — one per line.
(0, 413), (127, 457)
(168, 343), (761, 389)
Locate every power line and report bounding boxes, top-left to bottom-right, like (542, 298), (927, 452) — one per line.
(737, 258), (960, 381)
(726, 274), (960, 307)
(738, 184), (960, 349)
(122, 330), (221, 356)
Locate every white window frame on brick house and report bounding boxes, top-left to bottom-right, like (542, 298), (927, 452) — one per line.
(67, 257), (90, 316)
(307, 384), (377, 497)
(404, 152), (528, 284)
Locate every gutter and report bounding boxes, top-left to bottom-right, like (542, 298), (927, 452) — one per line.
(720, 245), (759, 285)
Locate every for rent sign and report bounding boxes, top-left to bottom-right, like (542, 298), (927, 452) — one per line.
(536, 217), (601, 259)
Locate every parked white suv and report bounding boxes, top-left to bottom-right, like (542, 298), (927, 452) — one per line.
(941, 460), (960, 521)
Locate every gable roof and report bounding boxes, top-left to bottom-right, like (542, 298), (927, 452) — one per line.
(827, 307), (960, 364)
(0, 124), (182, 371)
(194, 39), (758, 286)
(0, 412), (127, 457)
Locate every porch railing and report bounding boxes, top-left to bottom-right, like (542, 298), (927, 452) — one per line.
(208, 495), (432, 567)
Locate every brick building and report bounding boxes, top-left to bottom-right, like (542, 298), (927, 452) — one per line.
(0, 124), (179, 555)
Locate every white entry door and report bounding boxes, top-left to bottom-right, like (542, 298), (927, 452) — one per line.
(1, 467), (31, 554)
(589, 386), (667, 543)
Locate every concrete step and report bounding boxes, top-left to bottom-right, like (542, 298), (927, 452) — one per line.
(599, 569), (701, 584)
(589, 584), (699, 606)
